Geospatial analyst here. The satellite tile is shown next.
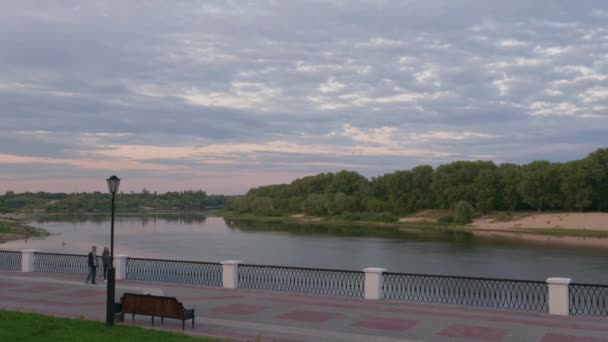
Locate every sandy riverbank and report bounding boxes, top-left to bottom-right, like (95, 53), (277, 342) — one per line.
(471, 213), (608, 231)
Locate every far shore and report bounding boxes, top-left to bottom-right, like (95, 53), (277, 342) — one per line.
(221, 210), (608, 248)
(3, 210), (608, 248)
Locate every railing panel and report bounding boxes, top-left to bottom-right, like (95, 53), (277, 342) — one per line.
(34, 252), (103, 277)
(239, 264), (364, 298)
(125, 257), (222, 287)
(0, 250), (21, 271)
(570, 283), (608, 316)
(383, 272), (548, 312)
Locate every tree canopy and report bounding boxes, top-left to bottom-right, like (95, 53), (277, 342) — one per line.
(227, 148), (608, 217)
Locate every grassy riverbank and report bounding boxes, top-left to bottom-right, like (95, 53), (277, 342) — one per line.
(0, 310), (222, 341)
(0, 218), (49, 243)
(217, 210), (608, 240)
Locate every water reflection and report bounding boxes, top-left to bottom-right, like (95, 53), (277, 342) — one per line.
(32, 213), (207, 225)
(1, 214), (608, 283)
(224, 218), (477, 246)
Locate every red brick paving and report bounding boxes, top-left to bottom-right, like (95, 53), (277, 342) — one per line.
(351, 316), (419, 331)
(277, 310), (342, 323)
(16, 285), (63, 293)
(59, 289), (106, 297)
(541, 334), (608, 342)
(439, 324), (510, 341)
(0, 295), (104, 307)
(211, 303), (268, 315)
(0, 282), (20, 289)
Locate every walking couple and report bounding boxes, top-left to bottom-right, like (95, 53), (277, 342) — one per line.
(85, 246), (111, 284)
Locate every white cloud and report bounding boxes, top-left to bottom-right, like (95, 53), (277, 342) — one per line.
(410, 131), (496, 141)
(496, 39), (528, 48)
(356, 37), (404, 48)
(339, 124), (398, 144)
(180, 82), (282, 110)
(295, 60), (371, 75)
(580, 87), (608, 103)
(319, 77), (345, 93)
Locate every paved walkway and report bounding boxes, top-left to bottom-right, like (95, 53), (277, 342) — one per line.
(2, 271), (608, 342)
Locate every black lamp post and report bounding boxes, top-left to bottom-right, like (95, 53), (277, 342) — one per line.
(106, 175), (120, 326)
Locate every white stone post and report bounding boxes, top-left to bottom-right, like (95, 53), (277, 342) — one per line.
(21, 249), (38, 272)
(115, 255), (128, 280)
(547, 277), (571, 315)
(363, 267), (386, 300)
(221, 260), (241, 289)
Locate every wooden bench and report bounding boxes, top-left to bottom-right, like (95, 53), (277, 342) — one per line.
(117, 293), (195, 330)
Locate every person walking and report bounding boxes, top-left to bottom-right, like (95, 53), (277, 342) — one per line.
(101, 247), (111, 283)
(85, 246), (99, 284)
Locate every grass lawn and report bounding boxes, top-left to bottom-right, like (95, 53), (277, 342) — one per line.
(0, 310), (224, 342)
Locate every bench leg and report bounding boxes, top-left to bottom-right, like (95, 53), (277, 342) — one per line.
(152, 316), (154, 326)
(132, 313), (135, 321)
(182, 319), (185, 331)
(161, 317), (164, 325)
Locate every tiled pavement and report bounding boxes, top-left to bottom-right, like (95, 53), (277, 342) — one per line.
(1, 271), (608, 341)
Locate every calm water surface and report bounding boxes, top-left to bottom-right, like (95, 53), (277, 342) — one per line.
(2, 214), (608, 283)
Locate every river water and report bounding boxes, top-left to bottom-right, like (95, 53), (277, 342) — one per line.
(1, 214), (607, 283)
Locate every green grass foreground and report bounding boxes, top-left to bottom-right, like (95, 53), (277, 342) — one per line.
(0, 310), (223, 342)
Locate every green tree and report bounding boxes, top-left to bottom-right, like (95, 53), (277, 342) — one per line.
(455, 200), (474, 224)
(519, 161), (561, 212)
(499, 163), (523, 211)
(302, 194), (328, 216)
(560, 161), (592, 211)
(585, 148), (608, 211)
(473, 166), (500, 213)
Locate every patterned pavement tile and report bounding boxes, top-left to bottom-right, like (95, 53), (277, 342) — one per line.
(59, 289), (106, 297)
(15, 285), (63, 293)
(541, 333), (608, 342)
(211, 303), (268, 315)
(277, 310), (341, 323)
(352, 316), (419, 331)
(438, 324), (510, 341)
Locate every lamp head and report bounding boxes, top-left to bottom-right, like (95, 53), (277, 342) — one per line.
(106, 175), (121, 194)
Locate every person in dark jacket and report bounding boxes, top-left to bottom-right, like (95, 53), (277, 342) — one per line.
(101, 247), (111, 283)
(85, 246), (98, 284)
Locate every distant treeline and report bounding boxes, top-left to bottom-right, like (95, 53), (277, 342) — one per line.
(226, 148), (608, 217)
(0, 190), (229, 213)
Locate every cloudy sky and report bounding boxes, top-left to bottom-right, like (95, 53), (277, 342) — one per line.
(1, 1), (608, 194)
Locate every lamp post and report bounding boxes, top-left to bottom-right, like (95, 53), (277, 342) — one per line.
(106, 175), (120, 326)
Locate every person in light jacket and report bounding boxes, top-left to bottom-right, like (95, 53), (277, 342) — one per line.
(101, 247), (111, 283)
(85, 246), (98, 284)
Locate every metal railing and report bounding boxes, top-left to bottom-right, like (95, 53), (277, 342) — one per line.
(0, 250), (21, 271)
(569, 283), (608, 316)
(126, 257), (222, 287)
(1, 249), (608, 317)
(383, 272), (549, 312)
(239, 264), (364, 297)
(34, 252), (103, 277)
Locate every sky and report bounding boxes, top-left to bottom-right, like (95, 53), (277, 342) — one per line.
(1, 1), (608, 195)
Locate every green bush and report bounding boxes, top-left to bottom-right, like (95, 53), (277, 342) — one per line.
(455, 201), (474, 224)
(437, 215), (454, 223)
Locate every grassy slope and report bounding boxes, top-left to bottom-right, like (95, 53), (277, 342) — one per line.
(217, 210), (608, 239)
(0, 219), (49, 241)
(0, 310), (223, 342)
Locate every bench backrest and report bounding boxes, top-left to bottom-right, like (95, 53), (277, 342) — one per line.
(121, 293), (185, 318)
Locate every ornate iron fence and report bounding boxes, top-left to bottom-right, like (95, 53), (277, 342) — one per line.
(0, 250), (21, 271)
(383, 272), (548, 312)
(569, 283), (608, 316)
(34, 252), (103, 277)
(125, 257), (222, 287)
(239, 264), (364, 297)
